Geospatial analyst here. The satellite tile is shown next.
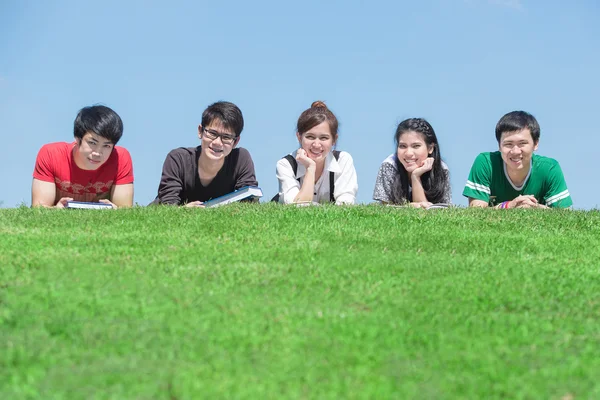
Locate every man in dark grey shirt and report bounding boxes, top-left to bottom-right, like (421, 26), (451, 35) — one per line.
(152, 101), (258, 206)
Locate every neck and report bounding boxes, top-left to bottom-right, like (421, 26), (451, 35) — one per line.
(198, 152), (224, 175)
(506, 164), (530, 186)
(314, 159), (326, 181)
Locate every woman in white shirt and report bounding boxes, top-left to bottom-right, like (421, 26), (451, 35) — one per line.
(275, 101), (358, 205)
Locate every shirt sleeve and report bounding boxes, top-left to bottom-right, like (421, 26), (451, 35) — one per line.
(462, 153), (492, 202)
(333, 152), (358, 205)
(234, 148), (259, 190)
(33, 145), (56, 183)
(276, 156), (300, 204)
(155, 150), (186, 205)
(543, 161), (572, 208)
(372, 161), (396, 203)
(115, 147), (134, 185)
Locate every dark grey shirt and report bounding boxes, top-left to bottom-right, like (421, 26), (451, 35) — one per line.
(152, 146), (258, 205)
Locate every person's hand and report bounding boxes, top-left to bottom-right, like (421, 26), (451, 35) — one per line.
(410, 201), (433, 209)
(508, 195), (538, 209)
(99, 199), (118, 209)
(55, 197), (74, 208)
(185, 201), (205, 208)
(412, 157), (434, 178)
(296, 148), (316, 170)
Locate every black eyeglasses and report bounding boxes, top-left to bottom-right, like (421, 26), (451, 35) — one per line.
(202, 128), (237, 145)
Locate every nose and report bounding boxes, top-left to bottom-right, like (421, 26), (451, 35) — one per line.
(510, 145), (521, 154)
(212, 135), (224, 145)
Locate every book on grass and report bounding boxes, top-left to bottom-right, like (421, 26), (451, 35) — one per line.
(66, 201), (112, 210)
(203, 186), (263, 208)
(426, 203), (450, 209)
(385, 202), (450, 210)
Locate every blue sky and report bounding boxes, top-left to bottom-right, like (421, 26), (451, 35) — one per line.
(1, 0), (599, 208)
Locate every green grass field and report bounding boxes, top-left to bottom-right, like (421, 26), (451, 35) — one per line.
(1, 205), (599, 399)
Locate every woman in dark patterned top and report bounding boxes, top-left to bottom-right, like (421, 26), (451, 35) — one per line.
(372, 118), (451, 208)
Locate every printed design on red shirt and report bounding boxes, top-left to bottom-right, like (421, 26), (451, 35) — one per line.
(55, 177), (114, 195)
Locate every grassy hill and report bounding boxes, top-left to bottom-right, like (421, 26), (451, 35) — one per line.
(1, 205), (599, 399)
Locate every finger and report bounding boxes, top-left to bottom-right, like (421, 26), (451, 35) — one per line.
(526, 195), (538, 203)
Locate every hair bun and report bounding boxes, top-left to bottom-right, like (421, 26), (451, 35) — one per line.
(311, 100), (327, 109)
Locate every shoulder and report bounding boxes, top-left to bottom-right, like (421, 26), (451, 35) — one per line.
(532, 154), (561, 168)
(336, 150), (354, 163)
(378, 154), (398, 171)
(470, 152), (500, 168)
(231, 147), (253, 160)
(37, 142), (70, 156)
(276, 150), (297, 167)
(165, 146), (197, 160)
(532, 154), (565, 180)
(113, 145), (132, 159)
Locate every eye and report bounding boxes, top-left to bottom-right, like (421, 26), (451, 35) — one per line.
(305, 135), (316, 140)
(398, 144), (407, 149)
(103, 144), (112, 149)
(319, 136), (330, 141)
(413, 144), (422, 148)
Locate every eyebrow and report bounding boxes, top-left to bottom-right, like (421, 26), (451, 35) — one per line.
(208, 128), (235, 136)
(88, 136), (113, 145)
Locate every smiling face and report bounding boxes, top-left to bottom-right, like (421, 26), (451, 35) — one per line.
(396, 131), (433, 173)
(198, 120), (239, 162)
(297, 121), (336, 165)
(499, 128), (538, 173)
(74, 132), (115, 170)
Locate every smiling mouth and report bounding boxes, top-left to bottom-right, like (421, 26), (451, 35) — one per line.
(209, 147), (224, 154)
(309, 149), (323, 156)
(89, 159), (102, 164)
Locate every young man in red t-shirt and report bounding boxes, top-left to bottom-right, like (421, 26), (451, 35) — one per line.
(32, 105), (134, 208)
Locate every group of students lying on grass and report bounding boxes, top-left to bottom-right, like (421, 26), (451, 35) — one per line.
(31, 101), (572, 209)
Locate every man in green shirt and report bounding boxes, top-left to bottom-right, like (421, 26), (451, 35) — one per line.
(463, 111), (572, 209)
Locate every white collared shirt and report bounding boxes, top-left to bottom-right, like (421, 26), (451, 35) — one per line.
(276, 150), (358, 205)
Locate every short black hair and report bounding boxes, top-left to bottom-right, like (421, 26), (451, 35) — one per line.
(201, 101), (244, 136)
(74, 105), (124, 145)
(495, 111), (540, 144)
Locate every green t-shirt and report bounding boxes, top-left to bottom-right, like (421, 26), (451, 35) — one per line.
(462, 152), (572, 208)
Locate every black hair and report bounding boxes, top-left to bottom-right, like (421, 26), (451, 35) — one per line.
(391, 118), (448, 204)
(73, 105), (124, 145)
(201, 101), (244, 136)
(495, 111), (540, 144)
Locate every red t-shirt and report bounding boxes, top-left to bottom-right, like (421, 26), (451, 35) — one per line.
(33, 142), (134, 203)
